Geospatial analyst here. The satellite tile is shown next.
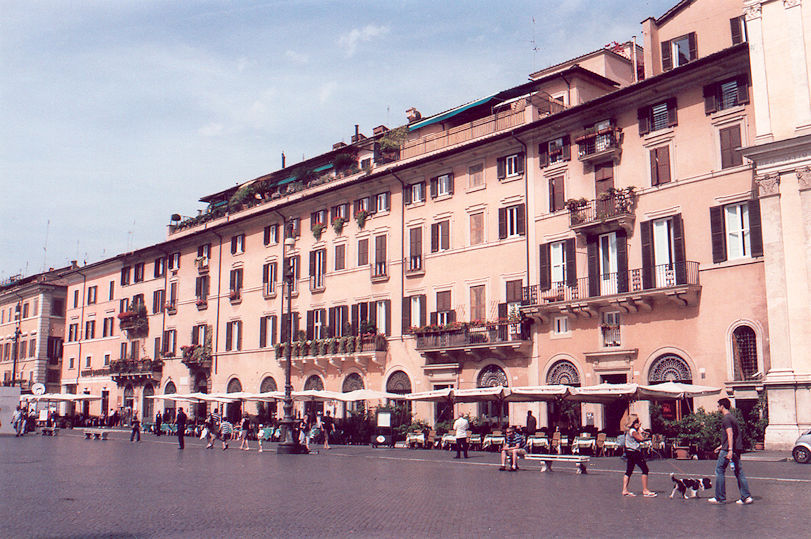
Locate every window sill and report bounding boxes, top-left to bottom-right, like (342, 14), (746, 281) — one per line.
(371, 274), (389, 283)
(710, 105), (746, 125)
(466, 184), (486, 194)
(405, 200), (426, 209)
(405, 268), (425, 278)
(499, 174), (525, 184)
(310, 285), (326, 295)
(542, 162), (569, 177)
(263, 291), (278, 300)
(433, 193), (453, 202)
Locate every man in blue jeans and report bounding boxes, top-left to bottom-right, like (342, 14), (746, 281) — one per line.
(708, 398), (753, 505)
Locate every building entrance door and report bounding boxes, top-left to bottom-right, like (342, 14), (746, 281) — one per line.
(600, 373), (627, 435)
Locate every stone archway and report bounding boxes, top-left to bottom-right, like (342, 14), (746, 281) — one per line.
(477, 365), (508, 423)
(142, 383), (154, 421)
(545, 359), (582, 433)
(304, 375), (324, 416)
(648, 353), (693, 421)
(163, 381), (177, 421)
(226, 378), (243, 423)
(259, 376), (278, 419)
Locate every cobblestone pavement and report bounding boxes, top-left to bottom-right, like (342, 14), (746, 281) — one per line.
(1, 430), (809, 538)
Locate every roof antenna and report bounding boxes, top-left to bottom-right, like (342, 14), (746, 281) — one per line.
(531, 16), (539, 72)
(42, 219), (50, 273)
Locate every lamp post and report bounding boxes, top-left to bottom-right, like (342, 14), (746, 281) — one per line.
(11, 302), (21, 388)
(277, 226), (303, 454)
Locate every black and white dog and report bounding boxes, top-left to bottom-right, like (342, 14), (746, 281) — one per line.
(670, 474), (712, 499)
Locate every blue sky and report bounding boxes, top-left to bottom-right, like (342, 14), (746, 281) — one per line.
(0, 0), (677, 279)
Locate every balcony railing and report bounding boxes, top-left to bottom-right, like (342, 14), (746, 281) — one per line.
(371, 261), (388, 281)
(275, 334), (387, 360)
(569, 191), (635, 229)
(522, 261), (700, 306)
(576, 128), (621, 161)
(110, 359), (163, 380)
(414, 322), (525, 350)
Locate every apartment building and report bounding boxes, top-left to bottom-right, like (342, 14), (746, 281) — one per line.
(0, 268), (68, 391)
(40, 0), (806, 447)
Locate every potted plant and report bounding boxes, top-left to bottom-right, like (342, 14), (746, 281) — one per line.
(355, 210), (369, 229)
(332, 217), (347, 234)
(311, 223), (326, 240)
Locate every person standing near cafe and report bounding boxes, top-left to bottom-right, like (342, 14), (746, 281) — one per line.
(526, 411), (537, 436)
(175, 407), (187, 450)
(155, 411), (162, 437)
(453, 413), (470, 459)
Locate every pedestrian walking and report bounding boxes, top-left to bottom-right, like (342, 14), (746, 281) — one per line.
(130, 415), (141, 442)
(257, 424), (265, 453)
(526, 410), (537, 436)
(453, 413), (470, 459)
(321, 410), (334, 450)
(12, 406), (23, 437)
(176, 407), (187, 450)
(708, 398), (753, 505)
(155, 411), (163, 436)
(203, 413), (217, 449)
(621, 416), (656, 497)
(239, 415), (251, 451)
(220, 419), (233, 450)
(299, 414), (311, 452)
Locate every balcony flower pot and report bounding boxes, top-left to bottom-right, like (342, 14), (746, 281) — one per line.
(355, 210), (370, 230)
(312, 223), (326, 240)
(332, 217), (347, 235)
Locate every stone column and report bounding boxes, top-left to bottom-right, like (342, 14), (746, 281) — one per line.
(783, 0), (811, 130)
(745, 2), (773, 142)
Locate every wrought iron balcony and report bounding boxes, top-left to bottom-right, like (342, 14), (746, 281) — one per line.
(576, 127), (621, 163)
(110, 359), (163, 385)
(275, 335), (387, 369)
(414, 322), (529, 357)
(521, 261), (701, 316)
(568, 190), (636, 233)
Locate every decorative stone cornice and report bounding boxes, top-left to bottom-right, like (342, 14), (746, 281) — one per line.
(796, 166), (811, 190)
(783, 0), (801, 9)
(756, 173), (781, 197)
(744, 3), (762, 20)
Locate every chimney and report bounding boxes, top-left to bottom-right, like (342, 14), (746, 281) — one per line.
(70, 260), (78, 269)
(406, 107), (422, 122)
(351, 125), (365, 143)
(373, 125), (388, 136)
(281, 152), (286, 168)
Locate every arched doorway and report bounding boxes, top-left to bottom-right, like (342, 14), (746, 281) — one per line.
(648, 353), (693, 420)
(142, 384), (154, 421)
(123, 384), (135, 425)
(259, 376), (278, 420)
(546, 360), (582, 434)
(477, 365), (508, 426)
(194, 375), (209, 421)
(226, 378), (243, 423)
(386, 370), (412, 413)
(342, 373), (365, 417)
(304, 375), (324, 417)
(163, 381), (177, 422)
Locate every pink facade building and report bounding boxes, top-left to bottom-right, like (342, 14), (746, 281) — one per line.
(4, 0), (806, 447)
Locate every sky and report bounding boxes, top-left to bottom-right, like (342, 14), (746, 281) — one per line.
(0, 0), (678, 281)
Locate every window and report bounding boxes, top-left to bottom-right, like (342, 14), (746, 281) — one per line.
(638, 98), (677, 135)
(259, 315), (277, 348)
(361, 157), (371, 169)
(121, 266), (131, 286)
(498, 204), (526, 239)
(231, 234), (246, 255)
(51, 298), (64, 317)
(21, 302), (29, 318)
(335, 245), (345, 271)
(716, 202), (758, 261)
(191, 324), (208, 346)
(195, 275), (210, 299)
(602, 311), (621, 347)
(307, 309), (327, 340)
(132, 294), (145, 308)
(263, 224), (279, 246)
(154, 257), (166, 278)
(310, 209), (327, 228)
(358, 238), (369, 266)
(497, 153), (524, 180)
(704, 76), (749, 114)
(374, 192), (390, 213)
(404, 228), (422, 271)
(19, 341), (27, 359)
(375, 300), (390, 336)
(229, 268), (244, 299)
(153, 289), (165, 314)
(108, 281), (115, 301)
(309, 249), (327, 289)
(538, 137), (571, 167)
(431, 220), (450, 252)
(404, 182), (425, 205)
(167, 252), (180, 270)
(650, 146), (671, 185)
(120, 342), (127, 360)
(640, 214), (686, 288)
(730, 16), (747, 45)
(102, 317), (115, 338)
(68, 323), (79, 342)
(595, 161), (614, 198)
(104, 353), (110, 366)
(283, 256), (300, 293)
(225, 320), (243, 351)
(553, 316), (569, 335)
(119, 298), (130, 313)
(469, 213), (484, 246)
(549, 176), (565, 213)
(87, 286), (97, 305)
(433, 291), (454, 325)
(468, 164), (484, 188)
(373, 235), (387, 277)
(470, 285), (485, 322)
(354, 197), (371, 215)
(262, 262), (277, 295)
(85, 320), (96, 340)
(330, 204), (349, 222)
(133, 263), (144, 283)
(162, 329), (177, 356)
(68, 357), (75, 369)
(540, 238), (576, 292)
(732, 326), (758, 380)
(719, 125), (743, 169)
(285, 218), (301, 238)
(403, 294), (426, 331)
(168, 282), (177, 308)
(430, 173), (454, 198)
(72, 289), (80, 308)
(197, 243), (211, 267)
(661, 32), (697, 71)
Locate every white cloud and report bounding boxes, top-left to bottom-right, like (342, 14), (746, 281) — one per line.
(199, 122), (224, 136)
(319, 81), (338, 105)
(285, 50), (309, 64)
(338, 24), (390, 57)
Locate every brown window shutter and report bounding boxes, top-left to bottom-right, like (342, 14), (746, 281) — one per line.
(703, 84), (718, 115)
(429, 177), (438, 198)
(638, 107), (651, 136)
(294, 255), (300, 279)
(516, 153), (525, 175)
(497, 157), (506, 179)
(225, 322), (233, 351)
(650, 150), (659, 186)
(430, 223), (439, 252)
(306, 310), (314, 340)
(384, 300), (391, 336)
(259, 317), (267, 348)
(404, 184), (412, 205)
(748, 199), (763, 257)
(419, 295), (427, 326)
(538, 142), (548, 168)
(402, 296), (411, 333)
(498, 208), (507, 239)
(448, 174), (455, 195)
(539, 243), (551, 291)
(562, 135), (571, 161)
(517, 204), (526, 236)
(565, 238), (577, 288)
(440, 221), (449, 250)
(688, 32), (697, 61)
(640, 220), (654, 289)
(736, 74), (750, 105)
(709, 206), (727, 263)
(659, 147), (671, 184)
(672, 214), (687, 284)
(587, 237), (599, 297)
(730, 17), (743, 45)
(262, 263), (269, 284)
(666, 97), (678, 127)
(661, 40), (672, 71)
(616, 230), (628, 293)
(358, 239), (368, 266)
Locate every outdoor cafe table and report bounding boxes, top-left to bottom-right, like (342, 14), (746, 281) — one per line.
(482, 434), (505, 451)
(440, 433), (456, 450)
(571, 436), (595, 454)
(406, 432), (425, 448)
(603, 437), (620, 455)
(526, 435), (549, 453)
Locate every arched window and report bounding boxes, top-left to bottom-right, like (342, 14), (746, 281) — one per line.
(648, 354), (692, 383)
(732, 326), (758, 381)
(304, 375), (324, 416)
(142, 384), (154, 421)
(342, 373), (364, 392)
(226, 378), (243, 423)
(227, 378), (243, 393)
(260, 376), (277, 393)
(386, 371), (412, 394)
(477, 365), (508, 422)
(546, 360), (581, 386)
(163, 381), (176, 421)
(258, 376), (278, 419)
(304, 375), (324, 390)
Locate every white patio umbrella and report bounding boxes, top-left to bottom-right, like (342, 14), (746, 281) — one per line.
(638, 382), (721, 400)
(243, 391), (286, 402)
(403, 388), (454, 402)
(340, 389), (402, 402)
(452, 386), (509, 403)
(566, 383), (640, 403)
(505, 385), (571, 402)
(207, 391), (257, 401)
(291, 389), (348, 402)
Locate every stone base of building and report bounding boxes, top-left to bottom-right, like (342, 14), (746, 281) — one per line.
(764, 381), (811, 450)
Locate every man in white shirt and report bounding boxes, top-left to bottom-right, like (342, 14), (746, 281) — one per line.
(453, 414), (470, 459)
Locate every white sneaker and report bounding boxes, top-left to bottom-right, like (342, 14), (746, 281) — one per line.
(707, 498), (723, 504)
(736, 497), (753, 505)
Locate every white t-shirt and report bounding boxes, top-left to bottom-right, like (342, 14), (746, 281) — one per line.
(453, 417), (470, 438)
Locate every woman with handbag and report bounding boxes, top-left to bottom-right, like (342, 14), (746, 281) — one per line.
(622, 416), (657, 497)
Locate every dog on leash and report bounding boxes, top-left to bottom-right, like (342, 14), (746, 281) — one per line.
(670, 474), (712, 499)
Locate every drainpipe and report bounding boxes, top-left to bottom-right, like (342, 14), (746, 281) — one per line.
(212, 231), (224, 382)
(510, 133), (531, 289)
(391, 173), (407, 342)
(12, 291), (23, 390)
(71, 269), (87, 415)
(274, 209), (288, 351)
